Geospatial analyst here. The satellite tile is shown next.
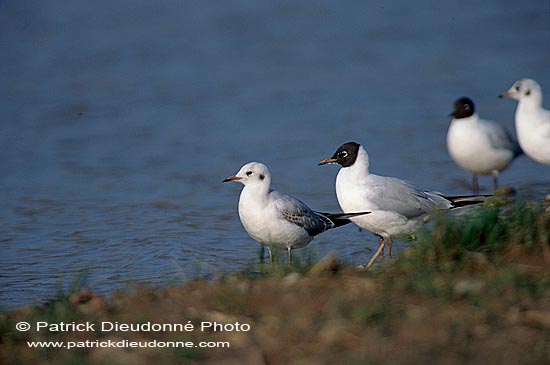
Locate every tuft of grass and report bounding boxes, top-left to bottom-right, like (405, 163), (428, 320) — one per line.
(388, 202), (550, 297)
(406, 202), (548, 267)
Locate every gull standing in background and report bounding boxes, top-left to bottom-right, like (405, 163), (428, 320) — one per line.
(500, 78), (550, 165)
(447, 97), (521, 194)
(319, 142), (487, 269)
(224, 162), (369, 264)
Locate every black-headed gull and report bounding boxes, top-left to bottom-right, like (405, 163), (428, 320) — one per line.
(319, 142), (487, 269)
(500, 78), (550, 165)
(447, 97), (521, 194)
(224, 162), (369, 264)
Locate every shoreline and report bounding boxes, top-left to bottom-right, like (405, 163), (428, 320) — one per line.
(1, 201), (549, 364)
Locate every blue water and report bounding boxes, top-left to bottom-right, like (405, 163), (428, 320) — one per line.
(1, 0), (549, 310)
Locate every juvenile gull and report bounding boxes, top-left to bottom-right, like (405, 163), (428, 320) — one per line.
(500, 78), (550, 165)
(447, 97), (521, 194)
(223, 162), (369, 264)
(319, 142), (487, 269)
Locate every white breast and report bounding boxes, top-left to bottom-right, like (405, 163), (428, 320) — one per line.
(447, 117), (515, 174)
(515, 106), (550, 165)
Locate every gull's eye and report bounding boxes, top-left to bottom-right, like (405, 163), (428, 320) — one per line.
(464, 104), (470, 111)
(525, 89), (531, 96)
(246, 171), (253, 176)
(340, 151), (348, 158)
(515, 85), (520, 92)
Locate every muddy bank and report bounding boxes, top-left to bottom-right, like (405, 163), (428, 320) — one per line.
(1, 202), (549, 364)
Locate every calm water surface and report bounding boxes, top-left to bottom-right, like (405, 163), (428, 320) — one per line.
(1, 0), (549, 309)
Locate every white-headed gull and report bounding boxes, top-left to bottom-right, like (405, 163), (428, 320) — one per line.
(224, 162), (369, 264)
(500, 78), (550, 165)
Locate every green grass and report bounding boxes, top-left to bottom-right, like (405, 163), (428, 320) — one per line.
(387, 201), (550, 298)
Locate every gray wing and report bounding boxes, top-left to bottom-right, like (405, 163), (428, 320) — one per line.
(541, 108), (550, 138)
(270, 191), (333, 237)
(481, 119), (522, 156)
(365, 175), (453, 219)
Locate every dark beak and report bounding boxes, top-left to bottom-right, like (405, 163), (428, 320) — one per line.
(223, 175), (241, 183)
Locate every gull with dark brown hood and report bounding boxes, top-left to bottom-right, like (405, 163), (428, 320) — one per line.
(447, 96), (521, 194)
(320, 142), (488, 269)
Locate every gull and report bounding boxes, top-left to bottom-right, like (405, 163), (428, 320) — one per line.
(319, 142), (487, 269)
(447, 96), (522, 194)
(499, 78), (550, 165)
(223, 162), (369, 264)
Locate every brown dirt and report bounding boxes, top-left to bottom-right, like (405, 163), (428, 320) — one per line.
(1, 255), (549, 365)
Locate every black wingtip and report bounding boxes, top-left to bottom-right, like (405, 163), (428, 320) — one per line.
(445, 194), (490, 208)
(320, 211), (370, 227)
